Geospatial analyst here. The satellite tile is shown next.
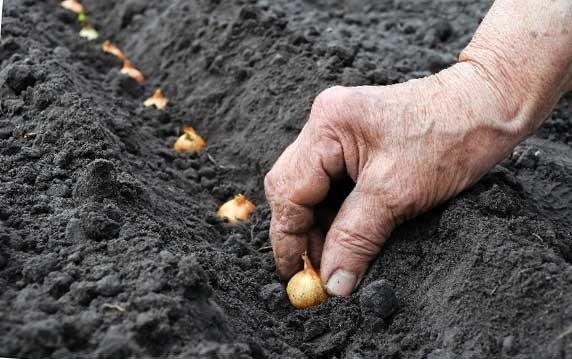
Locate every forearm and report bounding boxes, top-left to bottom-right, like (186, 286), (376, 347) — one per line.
(459, 0), (572, 137)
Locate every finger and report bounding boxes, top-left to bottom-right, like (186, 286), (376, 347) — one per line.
(265, 127), (345, 280)
(271, 226), (309, 280)
(272, 225), (324, 278)
(320, 188), (396, 296)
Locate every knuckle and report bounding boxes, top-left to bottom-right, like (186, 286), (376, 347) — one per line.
(311, 86), (350, 118)
(264, 170), (276, 197)
(264, 166), (289, 201)
(317, 85), (348, 101)
(264, 144), (298, 200)
(310, 86), (374, 132)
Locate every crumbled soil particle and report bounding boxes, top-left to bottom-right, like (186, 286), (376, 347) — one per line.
(1, 0), (572, 358)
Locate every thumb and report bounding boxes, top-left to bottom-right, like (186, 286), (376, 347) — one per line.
(320, 189), (395, 296)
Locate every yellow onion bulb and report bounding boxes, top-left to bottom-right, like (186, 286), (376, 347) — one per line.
(61, 0), (85, 14)
(79, 24), (99, 41)
(286, 253), (328, 309)
(173, 127), (206, 153)
(144, 89), (168, 110)
(102, 40), (126, 61)
(217, 194), (255, 223)
(120, 60), (145, 84)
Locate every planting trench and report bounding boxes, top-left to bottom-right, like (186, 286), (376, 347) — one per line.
(1, 0), (572, 358)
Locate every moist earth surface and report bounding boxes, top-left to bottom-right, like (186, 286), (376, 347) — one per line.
(1, 0), (572, 358)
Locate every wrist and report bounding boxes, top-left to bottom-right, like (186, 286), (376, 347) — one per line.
(428, 62), (527, 168)
(457, 48), (569, 141)
(457, 0), (572, 140)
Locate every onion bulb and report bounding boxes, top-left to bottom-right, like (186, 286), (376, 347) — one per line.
(144, 89), (168, 110)
(101, 41), (144, 83)
(79, 24), (99, 41)
(102, 41), (126, 61)
(61, 0), (85, 14)
(286, 253), (328, 309)
(78, 14), (98, 41)
(217, 194), (255, 223)
(120, 60), (145, 84)
(173, 127), (206, 153)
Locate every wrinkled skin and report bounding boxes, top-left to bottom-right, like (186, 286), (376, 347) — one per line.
(265, 0), (572, 296)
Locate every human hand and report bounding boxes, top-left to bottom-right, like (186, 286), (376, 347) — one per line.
(264, 62), (530, 296)
(265, 0), (572, 298)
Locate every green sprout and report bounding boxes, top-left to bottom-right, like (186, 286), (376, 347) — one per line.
(78, 12), (87, 24)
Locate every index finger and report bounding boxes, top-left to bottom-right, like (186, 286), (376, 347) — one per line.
(265, 127), (345, 279)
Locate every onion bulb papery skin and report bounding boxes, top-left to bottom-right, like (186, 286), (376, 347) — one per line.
(286, 253), (328, 309)
(173, 127), (207, 153)
(144, 89), (168, 109)
(216, 194), (255, 223)
(120, 60), (145, 84)
(61, 0), (85, 14)
(102, 41), (126, 61)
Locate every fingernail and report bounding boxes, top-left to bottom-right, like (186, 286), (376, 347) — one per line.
(326, 269), (357, 296)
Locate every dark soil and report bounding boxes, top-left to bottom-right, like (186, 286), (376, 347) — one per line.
(1, 0), (572, 358)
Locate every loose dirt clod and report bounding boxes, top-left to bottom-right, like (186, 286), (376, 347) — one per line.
(102, 303), (126, 312)
(359, 279), (398, 319)
(259, 283), (290, 311)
